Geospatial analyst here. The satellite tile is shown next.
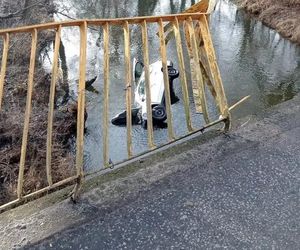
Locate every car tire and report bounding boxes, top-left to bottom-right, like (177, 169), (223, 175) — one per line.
(152, 105), (167, 121)
(168, 67), (179, 79)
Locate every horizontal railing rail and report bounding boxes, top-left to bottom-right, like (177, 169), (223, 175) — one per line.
(0, 13), (212, 34)
(0, 11), (230, 212)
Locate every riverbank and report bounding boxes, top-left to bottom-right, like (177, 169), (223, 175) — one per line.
(236, 0), (300, 44)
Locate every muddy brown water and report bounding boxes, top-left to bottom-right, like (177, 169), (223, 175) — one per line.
(49, 0), (300, 172)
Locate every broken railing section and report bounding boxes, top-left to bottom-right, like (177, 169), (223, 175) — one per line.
(0, 12), (231, 212)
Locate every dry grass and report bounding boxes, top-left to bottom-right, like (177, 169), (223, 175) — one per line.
(0, 66), (77, 204)
(239, 0), (300, 44)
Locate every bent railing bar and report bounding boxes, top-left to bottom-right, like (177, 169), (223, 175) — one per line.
(73, 21), (87, 198)
(196, 20), (220, 112)
(192, 21), (218, 100)
(189, 22), (217, 100)
(17, 28), (38, 199)
(103, 22), (110, 167)
(123, 21), (133, 157)
(46, 25), (62, 187)
(141, 20), (155, 149)
(172, 18), (193, 132)
(187, 17), (210, 124)
(198, 16), (229, 121)
(183, 20), (202, 114)
(0, 33), (9, 110)
(198, 51), (217, 100)
(158, 18), (175, 141)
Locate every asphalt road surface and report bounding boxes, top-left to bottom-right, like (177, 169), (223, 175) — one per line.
(24, 96), (300, 249)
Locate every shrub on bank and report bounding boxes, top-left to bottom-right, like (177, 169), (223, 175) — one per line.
(238, 0), (300, 44)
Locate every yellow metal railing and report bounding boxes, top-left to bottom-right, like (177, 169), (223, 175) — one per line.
(0, 12), (231, 212)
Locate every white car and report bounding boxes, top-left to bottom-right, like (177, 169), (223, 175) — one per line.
(111, 59), (179, 128)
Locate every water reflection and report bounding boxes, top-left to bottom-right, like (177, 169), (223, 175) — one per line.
(212, 0), (300, 116)
(52, 0), (300, 172)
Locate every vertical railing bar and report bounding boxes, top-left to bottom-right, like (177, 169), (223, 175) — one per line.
(0, 33), (9, 110)
(103, 22), (110, 167)
(141, 20), (155, 149)
(186, 16), (210, 124)
(75, 21), (87, 192)
(183, 20), (202, 114)
(194, 22), (218, 106)
(158, 18), (175, 141)
(198, 51), (217, 99)
(123, 21), (133, 157)
(46, 25), (62, 187)
(172, 17), (193, 132)
(198, 15), (229, 119)
(17, 28), (38, 199)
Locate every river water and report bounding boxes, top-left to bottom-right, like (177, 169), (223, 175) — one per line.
(52, 0), (300, 172)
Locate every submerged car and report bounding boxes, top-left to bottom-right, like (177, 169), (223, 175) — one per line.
(111, 59), (179, 128)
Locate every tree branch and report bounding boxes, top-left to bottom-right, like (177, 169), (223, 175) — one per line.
(0, 2), (45, 19)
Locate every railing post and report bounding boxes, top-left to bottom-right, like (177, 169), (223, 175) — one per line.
(141, 20), (155, 149)
(158, 18), (175, 141)
(46, 25), (62, 187)
(183, 21), (202, 114)
(123, 21), (133, 157)
(198, 15), (230, 130)
(72, 21), (87, 200)
(17, 29), (37, 199)
(0, 33), (9, 110)
(103, 22), (110, 167)
(172, 18), (193, 132)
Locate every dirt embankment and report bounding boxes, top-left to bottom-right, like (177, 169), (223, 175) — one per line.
(237, 0), (300, 44)
(0, 0), (76, 204)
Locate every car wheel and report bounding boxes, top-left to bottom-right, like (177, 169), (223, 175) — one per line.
(152, 105), (167, 121)
(168, 67), (179, 79)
